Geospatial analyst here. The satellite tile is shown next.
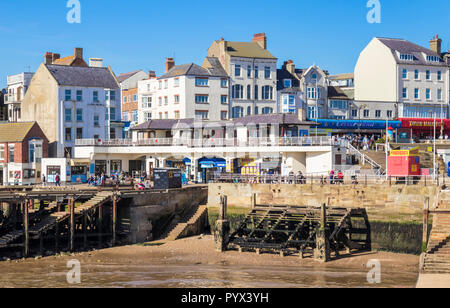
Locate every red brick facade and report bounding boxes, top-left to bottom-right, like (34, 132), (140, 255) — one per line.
(0, 123), (49, 164)
(121, 88), (139, 122)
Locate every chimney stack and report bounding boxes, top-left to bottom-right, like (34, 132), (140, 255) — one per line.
(52, 53), (60, 63)
(45, 52), (53, 64)
(430, 34), (442, 55)
(165, 58), (175, 73)
(252, 33), (267, 50)
(74, 48), (83, 59)
(286, 60), (295, 74)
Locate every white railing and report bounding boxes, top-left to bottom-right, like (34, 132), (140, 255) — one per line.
(345, 141), (384, 175)
(75, 136), (335, 148)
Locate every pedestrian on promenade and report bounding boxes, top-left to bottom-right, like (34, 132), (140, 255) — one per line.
(55, 173), (61, 187)
(329, 170), (335, 185)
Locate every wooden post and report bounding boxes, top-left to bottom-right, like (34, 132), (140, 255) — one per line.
(39, 231), (44, 256)
(55, 221), (59, 252)
(98, 203), (103, 249)
(69, 197), (75, 252)
(23, 200), (29, 257)
(215, 195), (229, 252)
(314, 203), (330, 262)
(251, 193), (256, 209)
(112, 195), (117, 247)
(83, 214), (88, 249)
(422, 197), (430, 253)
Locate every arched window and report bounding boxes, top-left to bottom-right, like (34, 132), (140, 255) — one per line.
(254, 107), (259, 115)
(262, 107), (273, 114)
(247, 85), (251, 100)
(232, 85), (243, 99)
(247, 106), (252, 116)
(232, 106), (244, 118)
(254, 85), (258, 100)
(262, 86), (273, 100)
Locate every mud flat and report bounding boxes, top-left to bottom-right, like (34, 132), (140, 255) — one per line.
(0, 235), (419, 288)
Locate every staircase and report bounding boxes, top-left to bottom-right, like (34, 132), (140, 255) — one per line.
(0, 230), (23, 248)
(346, 142), (384, 174)
(422, 190), (450, 274)
(164, 205), (208, 241)
(75, 192), (113, 215)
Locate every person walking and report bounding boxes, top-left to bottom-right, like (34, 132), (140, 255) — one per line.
(42, 174), (46, 187)
(55, 173), (61, 187)
(329, 170), (335, 185)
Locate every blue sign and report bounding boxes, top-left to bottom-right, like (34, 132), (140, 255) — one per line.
(313, 119), (402, 130)
(448, 162), (450, 177)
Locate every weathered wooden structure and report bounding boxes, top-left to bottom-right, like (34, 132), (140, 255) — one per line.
(219, 195), (371, 261)
(0, 187), (162, 258)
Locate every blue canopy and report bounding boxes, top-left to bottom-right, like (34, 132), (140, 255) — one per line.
(314, 119), (402, 130)
(199, 158), (226, 168)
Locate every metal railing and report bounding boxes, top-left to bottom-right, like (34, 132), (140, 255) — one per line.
(212, 173), (447, 186)
(75, 136), (335, 148)
(345, 141), (384, 175)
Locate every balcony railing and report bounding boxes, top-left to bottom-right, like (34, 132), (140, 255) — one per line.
(75, 136), (335, 148)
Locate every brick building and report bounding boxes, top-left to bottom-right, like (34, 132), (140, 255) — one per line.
(0, 122), (49, 185)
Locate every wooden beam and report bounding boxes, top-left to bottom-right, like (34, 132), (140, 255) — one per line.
(23, 200), (29, 257)
(69, 197), (75, 252)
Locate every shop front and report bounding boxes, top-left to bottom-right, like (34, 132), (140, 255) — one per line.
(198, 157), (226, 183)
(313, 119), (402, 136)
(70, 159), (90, 183)
(398, 118), (450, 142)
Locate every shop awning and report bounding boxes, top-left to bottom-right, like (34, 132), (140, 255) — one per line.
(70, 159), (91, 166)
(398, 118), (450, 131)
(199, 158), (226, 168)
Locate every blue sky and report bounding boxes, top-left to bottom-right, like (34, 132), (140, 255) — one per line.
(0, 0), (449, 87)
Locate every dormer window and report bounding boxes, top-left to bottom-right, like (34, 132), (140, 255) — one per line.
(283, 79), (292, 88)
(426, 55), (440, 62)
(312, 73), (317, 80)
(400, 54), (414, 61)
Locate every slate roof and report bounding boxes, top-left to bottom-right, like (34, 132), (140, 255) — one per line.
(277, 68), (301, 91)
(116, 70), (142, 83)
(328, 86), (354, 100)
(329, 73), (354, 80)
(132, 115), (317, 131)
(220, 41), (277, 59)
(159, 62), (228, 79)
(377, 37), (446, 66)
(233, 114), (316, 126)
(45, 64), (119, 88)
(0, 122), (44, 143)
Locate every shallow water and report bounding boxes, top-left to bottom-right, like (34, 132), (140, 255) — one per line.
(0, 260), (418, 288)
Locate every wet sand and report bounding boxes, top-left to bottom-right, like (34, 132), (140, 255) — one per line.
(0, 235), (420, 288)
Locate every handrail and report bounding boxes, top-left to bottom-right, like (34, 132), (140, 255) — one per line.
(75, 136), (336, 148)
(345, 141), (384, 175)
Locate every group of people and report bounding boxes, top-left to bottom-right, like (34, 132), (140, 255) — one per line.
(329, 170), (344, 184)
(332, 134), (379, 151)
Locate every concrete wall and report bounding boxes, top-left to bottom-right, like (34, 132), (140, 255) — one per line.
(124, 186), (208, 243)
(208, 183), (440, 217)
